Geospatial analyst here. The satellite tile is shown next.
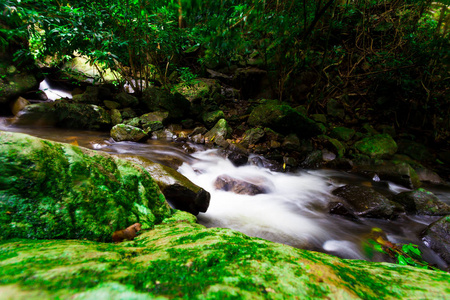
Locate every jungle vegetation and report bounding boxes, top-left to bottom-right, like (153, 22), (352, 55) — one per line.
(1, 0), (449, 141)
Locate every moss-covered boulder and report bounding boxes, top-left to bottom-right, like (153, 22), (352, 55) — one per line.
(13, 102), (58, 126)
(202, 110), (225, 129)
(72, 86), (101, 105)
(240, 127), (265, 148)
(114, 92), (139, 107)
(54, 102), (112, 130)
(0, 66), (39, 105)
(141, 87), (191, 121)
(117, 155), (210, 215)
(0, 131), (171, 241)
(0, 217), (449, 299)
(392, 188), (450, 216)
(204, 118), (232, 144)
(174, 78), (222, 102)
(110, 124), (147, 142)
(354, 134), (397, 158)
(140, 111), (170, 126)
(248, 104), (322, 138)
(330, 126), (355, 142)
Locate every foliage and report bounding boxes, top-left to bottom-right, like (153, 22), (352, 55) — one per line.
(2, 0), (449, 135)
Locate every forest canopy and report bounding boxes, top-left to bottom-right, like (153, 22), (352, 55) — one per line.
(1, 0), (449, 139)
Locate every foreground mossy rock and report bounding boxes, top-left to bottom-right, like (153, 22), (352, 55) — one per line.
(0, 218), (449, 299)
(248, 104), (322, 138)
(141, 86), (191, 121)
(392, 188), (450, 216)
(110, 124), (147, 142)
(354, 134), (398, 158)
(0, 131), (171, 241)
(332, 185), (398, 219)
(117, 155), (210, 215)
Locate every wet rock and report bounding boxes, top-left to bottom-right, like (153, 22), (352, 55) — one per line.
(415, 168), (444, 184)
(0, 66), (39, 104)
(354, 161), (421, 189)
(114, 92), (139, 107)
(202, 110), (225, 129)
(225, 143), (249, 167)
(330, 127), (355, 142)
(54, 102), (112, 130)
(421, 216), (450, 264)
(110, 109), (122, 125)
(214, 175), (269, 195)
(13, 102), (57, 126)
(140, 111), (170, 125)
(392, 189), (450, 216)
(249, 156), (283, 172)
(328, 202), (358, 220)
(204, 119), (232, 143)
(332, 185), (398, 219)
(0, 131), (170, 241)
(191, 133), (205, 144)
(189, 126), (208, 137)
(104, 100), (121, 110)
(152, 129), (175, 140)
(111, 124), (147, 142)
(141, 86), (191, 121)
(72, 86), (101, 105)
(11, 96), (30, 116)
(325, 158), (354, 171)
(119, 155), (210, 215)
(282, 134), (301, 151)
(248, 104), (322, 138)
(301, 150), (323, 169)
(143, 121), (164, 133)
(354, 134), (397, 158)
(121, 107), (137, 119)
(240, 127), (265, 148)
(318, 135), (346, 158)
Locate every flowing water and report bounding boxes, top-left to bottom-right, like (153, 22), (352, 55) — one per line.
(1, 117), (449, 270)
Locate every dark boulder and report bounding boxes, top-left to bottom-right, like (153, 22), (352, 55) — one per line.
(248, 104), (322, 138)
(141, 86), (191, 121)
(332, 185), (398, 219)
(223, 143), (249, 167)
(214, 175), (270, 195)
(392, 189), (450, 216)
(328, 202), (358, 220)
(118, 155), (210, 215)
(421, 216), (450, 265)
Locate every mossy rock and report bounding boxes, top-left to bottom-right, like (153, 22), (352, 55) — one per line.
(110, 124), (147, 142)
(0, 221), (449, 299)
(54, 102), (112, 130)
(330, 126), (355, 142)
(248, 104), (322, 138)
(202, 110), (225, 129)
(114, 92), (139, 107)
(0, 131), (171, 241)
(204, 119), (232, 143)
(174, 78), (221, 102)
(392, 188), (450, 216)
(354, 134), (397, 158)
(141, 87), (191, 121)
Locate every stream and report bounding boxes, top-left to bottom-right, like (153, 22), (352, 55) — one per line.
(1, 117), (449, 270)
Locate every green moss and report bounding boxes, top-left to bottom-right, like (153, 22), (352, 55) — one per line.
(0, 131), (171, 241)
